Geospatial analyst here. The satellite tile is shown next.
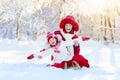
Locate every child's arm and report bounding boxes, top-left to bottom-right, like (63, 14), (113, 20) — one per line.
(27, 48), (53, 60)
(35, 49), (52, 58)
(39, 42), (51, 52)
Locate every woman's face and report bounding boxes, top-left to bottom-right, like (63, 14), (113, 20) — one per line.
(49, 37), (57, 46)
(65, 24), (73, 33)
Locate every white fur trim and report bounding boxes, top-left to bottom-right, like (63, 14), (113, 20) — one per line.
(60, 29), (74, 40)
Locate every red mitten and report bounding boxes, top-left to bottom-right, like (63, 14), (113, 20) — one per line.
(82, 36), (90, 41)
(27, 54), (34, 59)
(40, 48), (46, 52)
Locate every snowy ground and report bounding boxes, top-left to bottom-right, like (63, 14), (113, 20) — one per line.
(0, 38), (120, 80)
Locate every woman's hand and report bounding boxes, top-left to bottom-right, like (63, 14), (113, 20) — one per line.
(73, 40), (79, 47)
(82, 36), (90, 41)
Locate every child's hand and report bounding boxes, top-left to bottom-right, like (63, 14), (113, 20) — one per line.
(38, 56), (42, 59)
(73, 40), (79, 47)
(40, 48), (46, 52)
(27, 54), (34, 60)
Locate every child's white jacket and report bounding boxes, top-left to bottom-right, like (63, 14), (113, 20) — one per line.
(35, 40), (75, 64)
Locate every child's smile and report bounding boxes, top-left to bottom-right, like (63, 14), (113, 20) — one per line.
(49, 38), (57, 46)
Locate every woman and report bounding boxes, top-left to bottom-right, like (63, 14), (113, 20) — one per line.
(54, 15), (90, 56)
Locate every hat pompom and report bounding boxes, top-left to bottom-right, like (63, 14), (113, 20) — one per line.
(46, 32), (52, 38)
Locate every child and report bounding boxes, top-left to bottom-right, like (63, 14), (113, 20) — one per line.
(27, 32), (90, 69)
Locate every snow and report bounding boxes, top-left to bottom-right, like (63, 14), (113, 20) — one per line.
(0, 39), (120, 80)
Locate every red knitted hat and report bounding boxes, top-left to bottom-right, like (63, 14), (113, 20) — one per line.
(46, 32), (57, 43)
(59, 15), (79, 32)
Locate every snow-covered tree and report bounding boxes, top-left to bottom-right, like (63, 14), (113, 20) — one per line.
(0, 0), (120, 44)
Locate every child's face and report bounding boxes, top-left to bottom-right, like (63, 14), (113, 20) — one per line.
(65, 24), (73, 33)
(49, 37), (57, 46)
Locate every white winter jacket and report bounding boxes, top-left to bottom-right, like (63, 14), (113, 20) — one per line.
(35, 40), (75, 64)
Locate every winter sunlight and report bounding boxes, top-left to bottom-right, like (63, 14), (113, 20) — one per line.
(78, 0), (120, 14)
